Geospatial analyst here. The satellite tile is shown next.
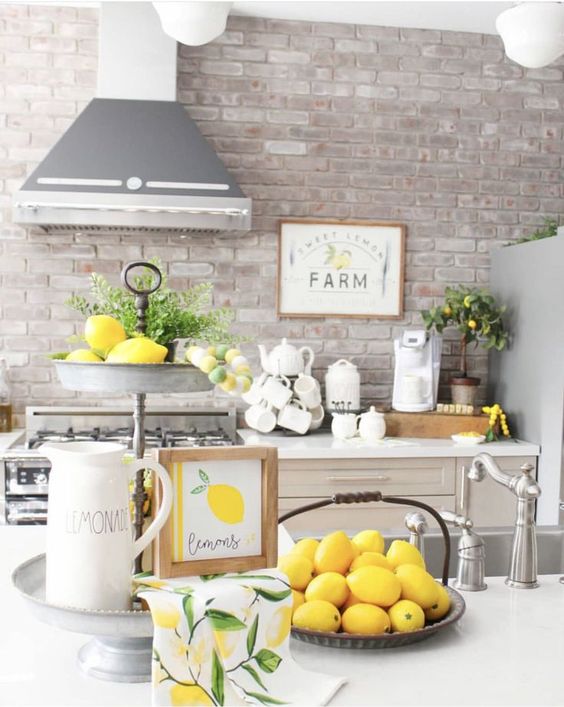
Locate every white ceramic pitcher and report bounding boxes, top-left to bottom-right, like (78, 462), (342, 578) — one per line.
(41, 441), (173, 611)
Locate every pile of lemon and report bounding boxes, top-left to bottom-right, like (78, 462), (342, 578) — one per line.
(65, 315), (167, 364)
(278, 530), (450, 636)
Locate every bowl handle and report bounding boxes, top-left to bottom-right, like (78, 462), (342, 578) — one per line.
(278, 491), (451, 586)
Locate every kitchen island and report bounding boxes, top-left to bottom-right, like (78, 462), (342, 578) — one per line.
(2, 526), (563, 706)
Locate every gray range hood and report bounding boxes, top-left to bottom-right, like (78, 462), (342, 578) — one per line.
(12, 2), (251, 235)
(13, 98), (251, 234)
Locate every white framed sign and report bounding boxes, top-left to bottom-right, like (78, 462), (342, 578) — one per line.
(277, 219), (405, 319)
(153, 446), (278, 578)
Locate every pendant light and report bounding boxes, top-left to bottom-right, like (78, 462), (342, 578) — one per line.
(153, 1), (233, 46)
(496, 2), (564, 69)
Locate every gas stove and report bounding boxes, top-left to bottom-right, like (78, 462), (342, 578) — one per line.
(0, 404), (237, 525)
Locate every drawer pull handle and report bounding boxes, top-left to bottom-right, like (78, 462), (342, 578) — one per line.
(327, 475), (391, 482)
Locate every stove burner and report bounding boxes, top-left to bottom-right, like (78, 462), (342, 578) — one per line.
(27, 426), (234, 450)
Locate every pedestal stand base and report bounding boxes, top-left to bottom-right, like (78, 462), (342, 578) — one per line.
(78, 636), (153, 682)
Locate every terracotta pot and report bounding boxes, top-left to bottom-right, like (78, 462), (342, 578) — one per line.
(450, 376), (480, 407)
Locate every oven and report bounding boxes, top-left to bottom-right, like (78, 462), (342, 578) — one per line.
(0, 404), (237, 525)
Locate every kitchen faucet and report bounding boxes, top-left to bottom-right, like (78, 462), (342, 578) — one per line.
(468, 453), (541, 588)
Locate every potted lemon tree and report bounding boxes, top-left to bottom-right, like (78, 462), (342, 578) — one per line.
(421, 286), (508, 406)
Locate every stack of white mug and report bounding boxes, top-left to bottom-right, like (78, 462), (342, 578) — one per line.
(243, 372), (325, 435)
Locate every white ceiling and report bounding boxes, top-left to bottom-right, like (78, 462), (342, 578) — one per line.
(232, 1), (513, 35)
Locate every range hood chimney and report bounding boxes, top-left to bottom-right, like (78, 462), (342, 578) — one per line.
(12, 3), (251, 235)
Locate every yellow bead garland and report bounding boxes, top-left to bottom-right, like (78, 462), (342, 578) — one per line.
(185, 345), (253, 397)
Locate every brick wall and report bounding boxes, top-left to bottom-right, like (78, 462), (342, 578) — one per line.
(2, 5), (564, 424)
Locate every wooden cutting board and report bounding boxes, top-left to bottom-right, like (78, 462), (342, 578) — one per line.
(384, 411), (489, 438)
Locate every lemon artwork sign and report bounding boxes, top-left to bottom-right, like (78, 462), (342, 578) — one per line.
(278, 219), (405, 318)
(153, 446), (279, 579)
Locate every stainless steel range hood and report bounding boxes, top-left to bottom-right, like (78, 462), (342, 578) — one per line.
(12, 3), (251, 235)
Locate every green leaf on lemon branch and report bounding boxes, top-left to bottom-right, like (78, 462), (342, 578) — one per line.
(211, 649), (225, 706)
(242, 664), (267, 691)
(254, 649), (282, 673)
(247, 615), (258, 656)
(205, 609), (247, 631)
(251, 587), (292, 602)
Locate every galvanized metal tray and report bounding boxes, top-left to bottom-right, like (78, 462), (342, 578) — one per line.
(12, 554), (154, 682)
(54, 359), (212, 395)
(291, 586), (465, 649)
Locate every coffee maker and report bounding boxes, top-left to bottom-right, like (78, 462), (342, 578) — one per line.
(392, 330), (442, 412)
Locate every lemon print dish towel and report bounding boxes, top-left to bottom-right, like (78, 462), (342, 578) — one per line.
(135, 569), (345, 706)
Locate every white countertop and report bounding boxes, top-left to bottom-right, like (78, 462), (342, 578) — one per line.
(2, 527), (562, 706)
(237, 429), (540, 459)
(0, 429), (24, 451)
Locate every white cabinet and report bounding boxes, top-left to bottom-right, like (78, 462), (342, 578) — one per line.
(279, 457), (456, 534)
(278, 454), (538, 535)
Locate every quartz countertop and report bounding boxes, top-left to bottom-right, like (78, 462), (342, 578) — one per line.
(2, 526), (562, 706)
(237, 429), (540, 459)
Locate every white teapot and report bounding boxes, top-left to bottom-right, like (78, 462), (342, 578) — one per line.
(258, 338), (315, 377)
(357, 406), (386, 443)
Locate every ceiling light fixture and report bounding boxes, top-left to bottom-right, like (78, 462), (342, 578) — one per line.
(496, 2), (564, 68)
(153, 1), (232, 46)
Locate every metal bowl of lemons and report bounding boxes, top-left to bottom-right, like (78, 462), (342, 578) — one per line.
(290, 585), (465, 649)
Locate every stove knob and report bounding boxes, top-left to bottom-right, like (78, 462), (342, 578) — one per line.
(36, 473), (48, 485)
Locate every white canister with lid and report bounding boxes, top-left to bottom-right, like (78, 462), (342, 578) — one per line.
(357, 406), (386, 443)
(325, 359), (360, 412)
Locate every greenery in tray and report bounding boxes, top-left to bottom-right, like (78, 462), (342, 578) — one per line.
(505, 217), (558, 246)
(66, 259), (243, 347)
(421, 285), (508, 377)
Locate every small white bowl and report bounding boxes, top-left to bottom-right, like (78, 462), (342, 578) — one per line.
(451, 433), (486, 445)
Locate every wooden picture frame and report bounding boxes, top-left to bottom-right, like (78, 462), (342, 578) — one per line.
(152, 446), (278, 579)
(277, 218), (406, 319)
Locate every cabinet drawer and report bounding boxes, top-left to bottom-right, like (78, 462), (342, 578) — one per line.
(279, 458), (455, 498)
(279, 495), (456, 536)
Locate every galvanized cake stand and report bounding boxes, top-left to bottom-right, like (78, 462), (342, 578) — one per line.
(14, 262), (212, 682)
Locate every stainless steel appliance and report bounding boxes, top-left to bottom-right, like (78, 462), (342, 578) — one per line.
(0, 404), (237, 525)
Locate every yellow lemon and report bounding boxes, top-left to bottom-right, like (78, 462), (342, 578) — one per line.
(342, 603), (391, 635)
(152, 601), (181, 629)
(84, 315), (127, 355)
(341, 592), (363, 610)
(278, 554), (314, 591)
(207, 484), (244, 524)
(65, 349), (103, 362)
(351, 529), (385, 555)
(291, 537), (320, 562)
(207, 346), (217, 357)
(170, 683), (213, 706)
(106, 337), (168, 364)
(305, 572), (349, 608)
(213, 630), (239, 659)
(424, 583), (451, 621)
(350, 552), (393, 573)
(388, 599), (425, 633)
(292, 589), (305, 615)
(314, 531), (355, 575)
(292, 600), (341, 633)
(443, 306), (452, 316)
(463, 295), (472, 308)
(386, 539), (426, 569)
(395, 564), (440, 610)
(346, 566), (401, 608)
(266, 606), (292, 648)
(468, 319), (477, 330)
